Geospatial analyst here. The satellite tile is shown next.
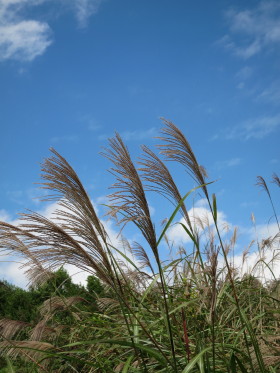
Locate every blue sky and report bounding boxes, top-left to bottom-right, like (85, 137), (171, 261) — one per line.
(0, 0), (279, 286)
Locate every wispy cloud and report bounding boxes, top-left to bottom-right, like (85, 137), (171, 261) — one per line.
(74, 0), (104, 29)
(214, 157), (241, 170)
(257, 81), (280, 105)
(240, 201), (258, 208)
(50, 134), (79, 144)
(235, 66), (253, 80)
(218, 1), (280, 59)
(0, 0), (53, 61)
(0, 0), (104, 62)
(212, 115), (280, 141)
(98, 127), (158, 141)
(79, 114), (101, 131)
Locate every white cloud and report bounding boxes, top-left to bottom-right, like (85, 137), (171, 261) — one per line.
(0, 0), (52, 61)
(0, 20), (52, 61)
(0, 209), (11, 221)
(74, 0), (103, 29)
(230, 220), (280, 282)
(219, 1), (280, 59)
(167, 202), (231, 246)
(0, 261), (28, 288)
(229, 241), (280, 282)
(249, 221), (279, 242)
(0, 0), (104, 62)
(213, 115), (280, 141)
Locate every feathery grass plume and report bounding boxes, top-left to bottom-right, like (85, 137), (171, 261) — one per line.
(1, 123), (279, 372)
(0, 222), (52, 286)
(256, 175), (280, 230)
(38, 148), (112, 267)
(251, 337), (280, 370)
(256, 176), (271, 196)
(157, 118), (209, 198)
(97, 297), (120, 313)
(230, 227), (238, 249)
(0, 149), (115, 287)
(40, 296), (86, 317)
(29, 321), (57, 342)
(0, 340), (54, 370)
(102, 133), (179, 372)
(39, 148), (107, 241)
(0, 319), (29, 340)
(156, 123), (265, 371)
(242, 240), (254, 266)
(272, 172), (280, 188)
(101, 133), (158, 260)
(17, 211), (113, 287)
(138, 145), (192, 230)
(130, 242), (155, 274)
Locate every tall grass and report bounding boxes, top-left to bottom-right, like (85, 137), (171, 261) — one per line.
(0, 120), (279, 372)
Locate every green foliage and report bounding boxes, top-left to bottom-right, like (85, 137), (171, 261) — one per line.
(0, 281), (37, 322)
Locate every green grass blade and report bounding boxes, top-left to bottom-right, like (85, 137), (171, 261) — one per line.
(225, 293), (266, 372)
(122, 355), (134, 373)
(179, 223), (196, 244)
(4, 356), (16, 373)
(212, 193), (217, 223)
(62, 340), (167, 366)
(149, 300), (197, 328)
(156, 182), (214, 246)
(140, 274), (160, 304)
(229, 353), (237, 373)
(182, 347), (212, 372)
(109, 244), (140, 271)
(235, 354), (249, 373)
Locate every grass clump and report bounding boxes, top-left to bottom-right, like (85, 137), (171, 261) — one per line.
(0, 119), (279, 372)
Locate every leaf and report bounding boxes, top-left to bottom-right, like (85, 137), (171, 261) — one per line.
(149, 300), (197, 328)
(179, 223), (196, 245)
(122, 355), (134, 373)
(182, 347), (212, 372)
(62, 339), (167, 366)
(157, 182), (214, 246)
(235, 355), (249, 373)
(4, 356), (16, 373)
(229, 353), (237, 373)
(212, 193), (217, 223)
(140, 274), (160, 304)
(110, 245), (140, 271)
(226, 293), (266, 373)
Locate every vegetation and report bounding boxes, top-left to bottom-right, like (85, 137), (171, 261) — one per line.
(0, 120), (279, 372)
